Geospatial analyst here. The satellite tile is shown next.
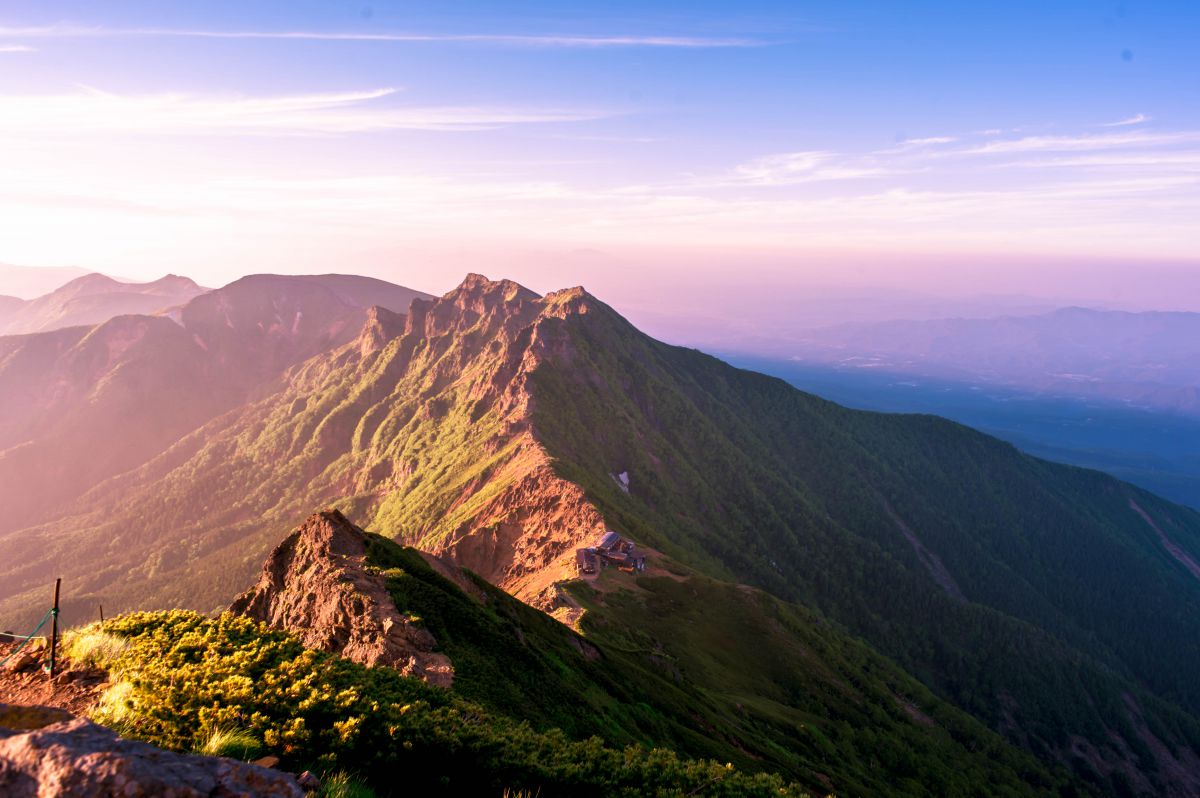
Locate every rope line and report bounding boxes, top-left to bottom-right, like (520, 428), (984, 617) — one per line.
(0, 609), (54, 668)
(0, 631), (47, 641)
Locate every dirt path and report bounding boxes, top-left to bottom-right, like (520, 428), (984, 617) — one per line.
(0, 641), (107, 716)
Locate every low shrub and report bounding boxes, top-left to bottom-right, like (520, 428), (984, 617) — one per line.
(91, 610), (806, 797)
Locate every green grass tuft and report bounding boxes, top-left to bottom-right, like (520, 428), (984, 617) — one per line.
(319, 771), (378, 798)
(198, 727), (261, 761)
(62, 625), (129, 670)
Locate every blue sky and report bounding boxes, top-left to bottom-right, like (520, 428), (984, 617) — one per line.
(0, 1), (1197, 309)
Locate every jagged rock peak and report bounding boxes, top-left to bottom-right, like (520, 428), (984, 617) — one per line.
(542, 285), (597, 317)
(230, 510), (454, 687)
(449, 273), (540, 309)
(357, 305), (407, 355)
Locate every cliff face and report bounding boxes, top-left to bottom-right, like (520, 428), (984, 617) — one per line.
(230, 510), (453, 687)
(362, 275), (613, 604)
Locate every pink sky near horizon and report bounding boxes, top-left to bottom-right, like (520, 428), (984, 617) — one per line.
(1, 3), (1198, 318)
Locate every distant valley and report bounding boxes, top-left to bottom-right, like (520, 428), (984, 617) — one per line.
(729, 357), (1200, 511)
(771, 307), (1200, 416)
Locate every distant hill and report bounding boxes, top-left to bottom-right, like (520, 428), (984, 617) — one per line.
(0, 263), (91, 299)
(2, 275), (1198, 795)
(0, 273), (433, 533)
(785, 307), (1200, 415)
(0, 273), (206, 335)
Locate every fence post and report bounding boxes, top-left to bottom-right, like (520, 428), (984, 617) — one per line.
(48, 578), (61, 678)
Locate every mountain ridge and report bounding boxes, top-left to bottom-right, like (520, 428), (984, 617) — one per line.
(2, 273), (1199, 795)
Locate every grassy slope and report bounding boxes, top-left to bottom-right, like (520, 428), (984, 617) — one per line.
(526, 304), (1200, 794)
(362, 533), (1070, 797)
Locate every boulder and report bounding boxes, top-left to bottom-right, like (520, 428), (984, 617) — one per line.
(0, 704), (303, 797)
(1, 650), (39, 674)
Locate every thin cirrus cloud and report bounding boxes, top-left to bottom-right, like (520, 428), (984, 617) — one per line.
(0, 43), (35, 52)
(1004, 152), (1200, 169)
(0, 87), (608, 135)
(718, 151), (898, 187)
(0, 24), (761, 48)
(646, 122), (1200, 195)
(962, 130), (1200, 155)
(1102, 113), (1150, 127)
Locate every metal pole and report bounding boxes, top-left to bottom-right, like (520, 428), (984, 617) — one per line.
(48, 578), (61, 678)
(99, 603), (104, 625)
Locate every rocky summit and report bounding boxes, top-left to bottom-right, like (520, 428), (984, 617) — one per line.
(231, 509), (454, 687)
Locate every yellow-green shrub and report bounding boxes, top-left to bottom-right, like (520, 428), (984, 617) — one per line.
(93, 610), (806, 797)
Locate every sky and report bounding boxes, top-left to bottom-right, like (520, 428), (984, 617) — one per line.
(1, 0), (1199, 317)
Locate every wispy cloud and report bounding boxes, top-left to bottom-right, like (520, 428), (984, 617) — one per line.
(901, 136), (957, 146)
(1102, 112), (1150, 127)
(0, 43), (35, 53)
(1004, 152), (1200, 170)
(965, 130), (1200, 154)
(872, 136), (959, 155)
(0, 87), (607, 136)
(0, 24), (760, 48)
(724, 151), (897, 186)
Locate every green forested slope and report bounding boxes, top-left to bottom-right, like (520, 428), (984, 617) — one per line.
(361, 532), (1070, 796)
(527, 301), (1200, 795)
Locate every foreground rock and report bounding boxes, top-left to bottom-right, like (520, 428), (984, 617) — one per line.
(230, 509), (455, 687)
(0, 704), (303, 797)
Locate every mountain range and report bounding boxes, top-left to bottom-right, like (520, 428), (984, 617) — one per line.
(0, 273), (205, 336)
(1, 272), (1199, 796)
(0, 274), (431, 534)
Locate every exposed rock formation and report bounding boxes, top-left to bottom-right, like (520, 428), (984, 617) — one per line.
(0, 703), (303, 797)
(230, 510), (454, 687)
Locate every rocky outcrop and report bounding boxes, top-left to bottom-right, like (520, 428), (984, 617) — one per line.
(230, 510), (454, 687)
(0, 704), (303, 797)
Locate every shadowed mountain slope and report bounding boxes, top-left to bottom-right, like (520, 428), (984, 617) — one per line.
(2, 275), (1198, 795)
